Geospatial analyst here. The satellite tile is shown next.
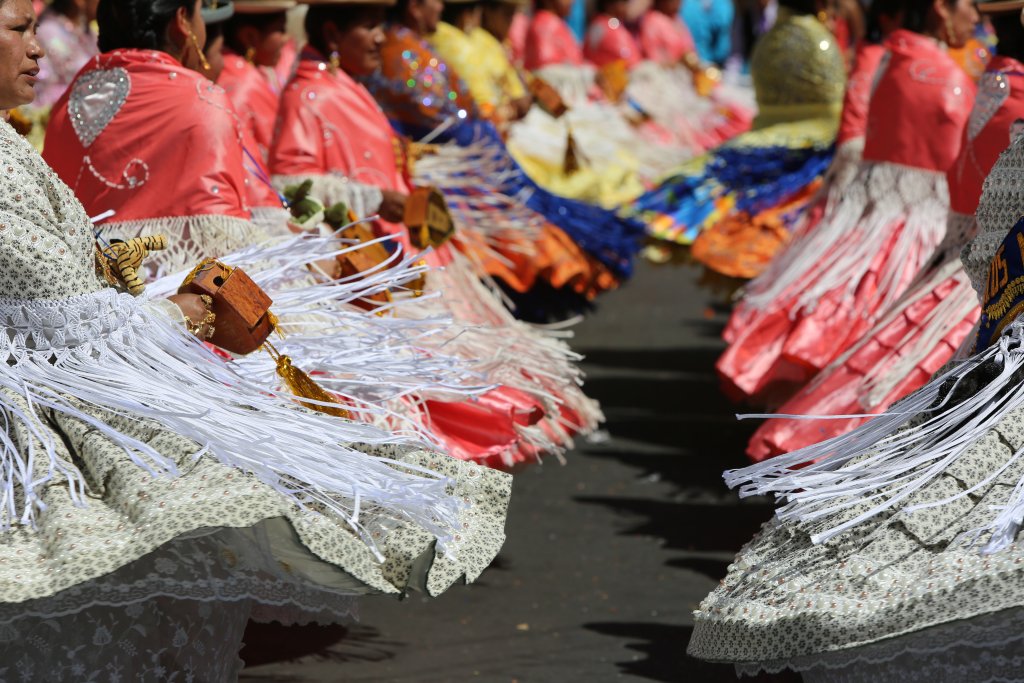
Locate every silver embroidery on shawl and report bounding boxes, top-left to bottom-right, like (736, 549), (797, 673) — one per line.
(68, 67), (131, 148)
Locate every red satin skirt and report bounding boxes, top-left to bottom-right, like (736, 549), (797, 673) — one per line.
(746, 270), (979, 461)
(718, 217), (927, 405)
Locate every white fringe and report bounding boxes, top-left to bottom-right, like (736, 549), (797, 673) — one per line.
(741, 161), (948, 316)
(726, 320), (1024, 554)
(0, 288), (467, 558)
(145, 231), (497, 442)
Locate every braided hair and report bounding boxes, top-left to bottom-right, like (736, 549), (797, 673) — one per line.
(97, 0), (197, 52)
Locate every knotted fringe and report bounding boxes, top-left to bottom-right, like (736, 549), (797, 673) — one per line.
(726, 319), (1024, 554)
(0, 288), (470, 560)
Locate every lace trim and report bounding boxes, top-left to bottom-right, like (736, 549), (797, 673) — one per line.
(735, 607), (1024, 679)
(99, 214), (265, 278)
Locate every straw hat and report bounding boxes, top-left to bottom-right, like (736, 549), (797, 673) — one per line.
(977, 0), (1024, 13)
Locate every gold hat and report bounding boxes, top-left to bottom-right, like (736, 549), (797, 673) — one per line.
(234, 0), (297, 11)
(977, 0), (1024, 12)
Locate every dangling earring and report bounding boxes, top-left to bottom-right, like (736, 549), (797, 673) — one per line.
(329, 50), (341, 73)
(245, 46), (256, 64)
(188, 28), (212, 71)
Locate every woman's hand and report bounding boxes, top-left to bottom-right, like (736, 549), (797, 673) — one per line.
(167, 293), (215, 340)
(511, 94), (533, 121)
(379, 190), (408, 223)
(168, 293), (207, 322)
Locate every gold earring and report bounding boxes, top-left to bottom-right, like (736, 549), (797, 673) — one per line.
(329, 50), (341, 72)
(944, 16), (955, 44)
(245, 46), (256, 63)
(188, 28), (212, 71)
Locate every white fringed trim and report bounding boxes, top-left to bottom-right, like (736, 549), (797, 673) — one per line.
(0, 287), (469, 558)
(726, 319), (1024, 554)
(271, 174), (384, 219)
(742, 161), (948, 315)
(145, 231), (496, 442)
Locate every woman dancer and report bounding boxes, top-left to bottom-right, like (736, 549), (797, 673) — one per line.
(0, 0), (509, 678)
(219, 0), (293, 161)
(269, 0), (605, 463)
(716, 0), (977, 404)
(744, 5), (1023, 461)
(690, 13), (1024, 678)
(626, 0), (846, 268)
(45, 0), (573, 468)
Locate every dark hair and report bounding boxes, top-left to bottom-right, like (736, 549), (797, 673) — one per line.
(305, 6), (346, 54)
(50, 0), (76, 15)
(305, 5), (385, 53)
(865, 0), (902, 43)
(440, 1), (481, 26)
(899, 0), (956, 34)
(595, 0), (627, 13)
(386, 0), (411, 24)
(97, 0), (197, 52)
(224, 11), (286, 55)
(205, 16), (224, 50)
(993, 10), (1024, 61)
(777, 0), (820, 15)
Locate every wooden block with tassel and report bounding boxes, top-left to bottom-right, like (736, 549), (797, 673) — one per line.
(405, 186), (455, 249)
(179, 259), (275, 355)
(529, 77), (568, 118)
(337, 223), (394, 312)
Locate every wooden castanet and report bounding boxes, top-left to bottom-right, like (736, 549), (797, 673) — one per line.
(179, 259), (275, 355)
(529, 78), (568, 118)
(404, 186), (455, 250)
(337, 224), (394, 312)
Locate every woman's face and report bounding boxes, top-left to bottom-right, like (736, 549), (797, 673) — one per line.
(83, 0), (99, 22)
(937, 0), (978, 48)
(250, 13), (288, 67)
(481, 3), (517, 41)
(0, 0), (43, 110)
(656, 0), (681, 16)
(412, 0), (444, 33)
(552, 0), (574, 18)
(206, 32), (225, 80)
(329, 8), (386, 76)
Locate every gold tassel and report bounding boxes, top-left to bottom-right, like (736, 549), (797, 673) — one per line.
(265, 342), (351, 419)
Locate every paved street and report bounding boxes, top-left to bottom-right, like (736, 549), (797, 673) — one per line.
(240, 262), (795, 682)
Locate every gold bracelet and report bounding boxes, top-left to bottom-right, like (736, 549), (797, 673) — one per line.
(184, 295), (216, 340)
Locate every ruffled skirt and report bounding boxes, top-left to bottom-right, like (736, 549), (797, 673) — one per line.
(718, 162), (949, 404)
(747, 260), (979, 460)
